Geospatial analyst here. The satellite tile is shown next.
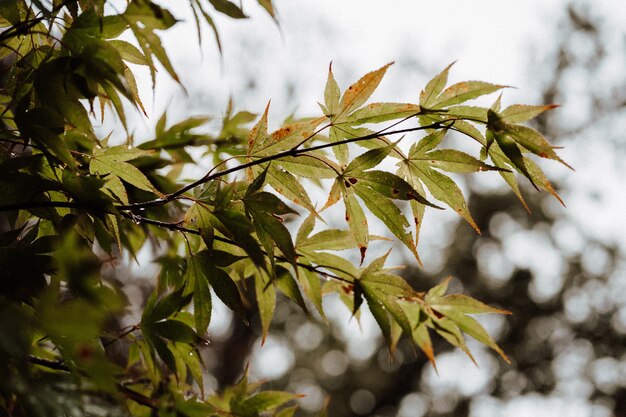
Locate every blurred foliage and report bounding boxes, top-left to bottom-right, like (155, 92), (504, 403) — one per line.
(0, 1), (578, 417)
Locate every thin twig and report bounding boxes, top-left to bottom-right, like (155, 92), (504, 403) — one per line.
(102, 325), (140, 348)
(122, 213), (355, 283)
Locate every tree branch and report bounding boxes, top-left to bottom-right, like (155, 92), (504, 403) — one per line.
(117, 121), (448, 211)
(0, 121), (448, 214)
(28, 355), (69, 372)
(0, 200), (82, 212)
(27, 355), (160, 410)
(0, 0), (75, 43)
(116, 385), (160, 410)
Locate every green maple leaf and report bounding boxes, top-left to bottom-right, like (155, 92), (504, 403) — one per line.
(324, 63), (392, 164)
(424, 278), (512, 363)
(89, 145), (159, 194)
(397, 130), (497, 234)
(328, 145), (440, 263)
(420, 62), (506, 109)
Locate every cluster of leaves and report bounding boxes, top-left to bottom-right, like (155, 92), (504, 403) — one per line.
(0, 1), (568, 416)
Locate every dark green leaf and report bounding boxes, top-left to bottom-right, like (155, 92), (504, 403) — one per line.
(357, 170), (440, 207)
(180, 256), (212, 334)
(197, 253), (246, 321)
(247, 203), (297, 265)
(149, 286), (192, 323)
(153, 320), (197, 344)
(208, 0), (247, 18)
(150, 329), (178, 373)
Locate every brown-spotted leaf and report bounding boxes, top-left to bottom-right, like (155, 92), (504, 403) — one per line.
(339, 62), (393, 116)
(321, 178), (342, 211)
(255, 116), (325, 156)
(247, 101), (270, 156)
(356, 170), (442, 208)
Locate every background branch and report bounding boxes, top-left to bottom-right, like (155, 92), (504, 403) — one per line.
(27, 356), (160, 410)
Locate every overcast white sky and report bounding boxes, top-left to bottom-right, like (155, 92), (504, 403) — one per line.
(153, 0), (561, 116)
